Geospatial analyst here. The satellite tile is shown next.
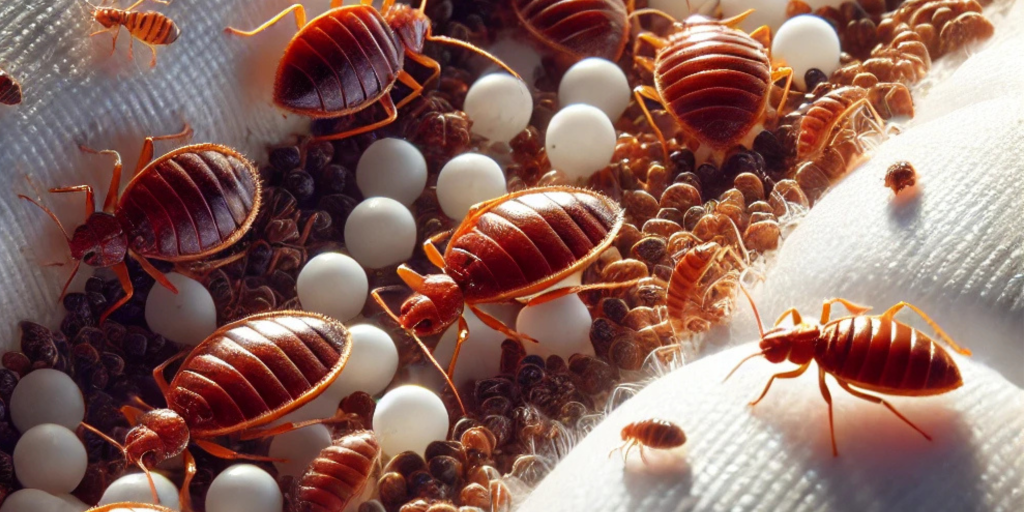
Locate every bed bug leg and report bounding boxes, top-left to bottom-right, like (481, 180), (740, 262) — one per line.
(819, 297), (871, 324)
(748, 363), (810, 406)
(523, 279), (641, 307)
(749, 25), (772, 49)
(153, 349), (190, 396)
(404, 50), (442, 89)
(312, 93), (398, 141)
(100, 261), (134, 324)
(467, 303), (538, 344)
(424, 233), (450, 269)
(633, 85), (671, 163)
(48, 185), (95, 217)
(774, 307), (804, 327)
(425, 34), (521, 79)
(78, 145), (123, 213)
(80, 421), (162, 503)
(224, 3), (308, 36)
(193, 438), (287, 462)
(129, 248), (178, 293)
(876, 301), (972, 356)
(818, 367), (839, 456)
(628, 8), (678, 27)
(120, 405), (146, 426)
(238, 410), (357, 441)
(771, 66), (794, 113)
(835, 378), (932, 441)
(394, 69), (426, 109)
(131, 122), (193, 178)
(446, 315), (470, 380)
(180, 449), (196, 512)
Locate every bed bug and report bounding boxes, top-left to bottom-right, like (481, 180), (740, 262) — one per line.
(666, 240), (747, 335)
(84, 310), (353, 508)
(291, 430), (381, 512)
(513, 0), (631, 62)
(83, 0), (181, 68)
(0, 68), (23, 105)
(885, 160), (917, 195)
(86, 504), (175, 512)
(371, 186), (626, 413)
(631, 9), (794, 162)
(19, 125), (261, 323)
(725, 288), (972, 456)
(610, 419), (687, 463)
(225, 0), (519, 141)
(797, 86), (886, 161)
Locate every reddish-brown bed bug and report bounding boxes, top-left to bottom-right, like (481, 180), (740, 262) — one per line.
(884, 160), (917, 195)
(610, 418), (687, 463)
(86, 503), (175, 512)
(290, 430), (381, 512)
(513, 0), (631, 62)
(0, 68), (22, 105)
(225, 0), (519, 141)
(19, 124), (261, 323)
(726, 287), (971, 456)
(797, 86), (885, 161)
(83, 0), (181, 68)
(666, 240), (747, 335)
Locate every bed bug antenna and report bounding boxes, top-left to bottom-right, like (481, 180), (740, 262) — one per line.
(425, 33), (521, 79)
(17, 194), (83, 301)
(81, 422), (161, 504)
(722, 282), (768, 383)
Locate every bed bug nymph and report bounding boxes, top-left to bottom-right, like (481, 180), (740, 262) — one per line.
(0, 68), (23, 105)
(291, 430), (381, 512)
(610, 419), (687, 463)
(797, 86), (887, 162)
(665, 239), (748, 336)
(513, 0), (631, 62)
(225, 0), (520, 141)
(885, 160), (917, 195)
(18, 125), (261, 323)
(81, 0), (181, 68)
(725, 287), (972, 456)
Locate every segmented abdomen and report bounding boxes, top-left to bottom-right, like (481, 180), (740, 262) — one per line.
(117, 144), (260, 260)
(125, 11), (180, 45)
(275, 5), (403, 116)
(797, 86), (869, 160)
(817, 316), (963, 395)
(166, 312), (352, 437)
(655, 23), (771, 150)
(513, 0), (629, 61)
(0, 69), (22, 105)
(291, 431), (381, 512)
(445, 188), (622, 302)
(624, 419), (687, 449)
(666, 242), (723, 319)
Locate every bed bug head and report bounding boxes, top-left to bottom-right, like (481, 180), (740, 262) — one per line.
(383, 1), (431, 54)
(76, 0), (122, 28)
(69, 212), (128, 267)
(396, 265), (464, 337)
(123, 409), (190, 468)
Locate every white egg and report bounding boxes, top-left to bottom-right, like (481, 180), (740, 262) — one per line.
(373, 385), (449, 457)
(356, 138), (428, 206)
(772, 15), (842, 90)
(276, 390), (341, 424)
(53, 494), (89, 512)
(297, 252), (368, 323)
(545, 104), (616, 181)
(433, 307), (509, 389)
(463, 73), (533, 143)
(558, 58), (631, 122)
(268, 424), (332, 478)
(98, 472), (180, 510)
(13, 424), (87, 494)
(0, 489), (72, 512)
(720, 0), (790, 33)
(648, 0), (721, 21)
(10, 369), (84, 433)
(517, 294), (595, 359)
(205, 464), (283, 512)
(436, 153), (507, 221)
(344, 198), (417, 269)
(329, 324), (399, 397)
(145, 272), (217, 346)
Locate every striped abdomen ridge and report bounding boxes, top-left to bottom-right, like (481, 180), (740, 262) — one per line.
(118, 145), (260, 260)
(666, 243), (720, 319)
(291, 431), (381, 512)
(626, 419), (686, 449)
(655, 24), (771, 149)
(167, 313), (351, 436)
(513, 0), (629, 60)
(0, 70), (22, 105)
(797, 86), (868, 159)
(275, 5), (403, 116)
(446, 190), (621, 301)
(125, 11), (180, 45)
(817, 316), (963, 396)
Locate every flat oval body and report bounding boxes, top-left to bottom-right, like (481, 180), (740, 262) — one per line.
(666, 242), (724, 319)
(816, 316), (963, 396)
(655, 20), (771, 150)
(165, 311), (352, 437)
(444, 187), (622, 303)
(0, 69), (22, 105)
(275, 5), (403, 117)
(623, 419), (686, 449)
(86, 504), (175, 512)
(291, 430), (381, 512)
(797, 86), (869, 160)
(125, 11), (180, 45)
(513, 0), (629, 61)
(116, 143), (261, 261)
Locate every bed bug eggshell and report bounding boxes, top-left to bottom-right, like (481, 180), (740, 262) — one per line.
(437, 153), (508, 221)
(205, 464), (282, 512)
(13, 424), (87, 494)
(559, 58), (631, 121)
(344, 198), (417, 269)
(329, 324), (399, 397)
(356, 138), (428, 206)
(546, 104), (616, 181)
(373, 385), (448, 457)
(0, 489), (74, 512)
(773, 15), (842, 90)
(145, 273), (217, 346)
(297, 252), (368, 323)
(10, 369), (85, 432)
(99, 472), (180, 510)
(464, 73), (533, 143)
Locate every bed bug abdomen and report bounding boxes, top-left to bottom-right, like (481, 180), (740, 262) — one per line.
(513, 0), (630, 61)
(125, 10), (180, 46)
(291, 430), (381, 512)
(0, 69), (22, 105)
(797, 86), (870, 160)
(622, 418), (687, 449)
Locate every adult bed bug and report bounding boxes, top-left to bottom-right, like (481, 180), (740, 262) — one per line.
(610, 418), (687, 463)
(725, 288), (971, 456)
(513, 0), (631, 62)
(226, 0), (519, 141)
(290, 430), (381, 512)
(0, 68), (23, 105)
(83, 0), (181, 68)
(19, 125), (261, 323)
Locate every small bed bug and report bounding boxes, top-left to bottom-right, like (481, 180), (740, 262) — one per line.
(83, 0), (181, 67)
(884, 160), (917, 195)
(290, 430), (381, 512)
(611, 419), (687, 463)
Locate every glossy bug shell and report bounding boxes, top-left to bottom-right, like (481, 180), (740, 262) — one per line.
(121, 9), (181, 46)
(165, 311), (352, 437)
(290, 430), (381, 512)
(444, 186), (623, 303)
(0, 69), (22, 105)
(86, 504), (175, 512)
(274, 5), (403, 117)
(797, 86), (869, 160)
(513, 0), (630, 61)
(655, 20), (772, 150)
(622, 418), (687, 449)
(116, 143), (261, 261)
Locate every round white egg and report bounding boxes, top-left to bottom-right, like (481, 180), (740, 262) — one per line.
(772, 15), (842, 90)
(463, 73), (533, 143)
(517, 294), (595, 359)
(54, 494), (89, 512)
(329, 324), (399, 397)
(344, 198), (417, 269)
(436, 153), (507, 221)
(205, 464), (283, 512)
(145, 272), (217, 346)
(720, 0), (790, 33)
(0, 489), (72, 512)
(433, 307), (509, 389)
(13, 424), (87, 494)
(373, 385), (449, 456)
(297, 252), (368, 322)
(546, 104), (616, 181)
(558, 58), (630, 122)
(99, 472), (180, 510)
(647, 0), (721, 23)
(356, 138), (428, 206)
(10, 369), (85, 433)
(276, 390), (341, 424)
(268, 424), (332, 478)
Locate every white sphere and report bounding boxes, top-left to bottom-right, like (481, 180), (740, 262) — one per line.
(0, 489), (72, 512)
(205, 464), (283, 512)
(277, 390), (341, 424)
(434, 308), (507, 389)
(344, 198), (417, 269)
(145, 272), (217, 346)
(436, 153), (507, 221)
(13, 424), (87, 494)
(546, 104), (616, 181)
(464, 73), (533, 143)
(772, 15), (842, 90)
(356, 138), (428, 206)
(268, 424), (332, 478)
(373, 385), (449, 456)
(99, 472), (180, 510)
(559, 58), (631, 121)
(10, 369), (84, 433)
(329, 324), (399, 397)
(720, 0), (790, 33)
(297, 252), (368, 322)
(517, 294), (595, 359)
(53, 494), (89, 512)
